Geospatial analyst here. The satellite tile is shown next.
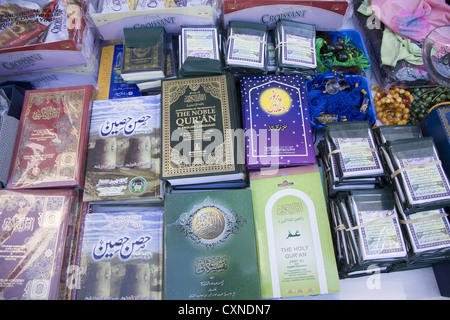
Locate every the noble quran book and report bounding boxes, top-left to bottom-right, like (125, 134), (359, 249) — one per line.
(7, 85), (96, 189)
(121, 27), (166, 83)
(0, 189), (78, 300)
(249, 165), (340, 298)
(240, 74), (316, 169)
(83, 95), (162, 203)
(75, 204), (164, 300)
(161, 74), (246, 187)
(96, 44), (141, 100)
(163, 189), (261, 300)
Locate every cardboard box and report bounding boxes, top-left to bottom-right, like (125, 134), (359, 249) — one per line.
(0, 1), (95, 76)
(222, 0), (349, 30)
(87, 0), (218, 40)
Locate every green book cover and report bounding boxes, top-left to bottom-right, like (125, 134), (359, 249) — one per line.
(163, 189), (261, 300)
(250, 166), (340, 298)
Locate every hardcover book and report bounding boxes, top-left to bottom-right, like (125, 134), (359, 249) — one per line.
(240, 75), (315, 169)
(7, 85), (96, 189)
(161, 74), (246, 186)
(75, 204), (164, 300)
(225, 21), (268, 74)
(83, 95), (162, 203)
(96, 44), (141, 100)
(0, 189), (78, 300)
(121, 27), (166, 83)
(164, 189), (261, 300)
(137, 33), (178, 93)
(249, 165), (340, 298)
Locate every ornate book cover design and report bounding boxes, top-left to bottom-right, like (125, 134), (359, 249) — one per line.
(0, 189), (77, 300)
(161, 74), (239, 180)
(83, 95), (162, 203)
(164, 189), (261, 300)
(7, 85), (95, 189)
(75, 205), (164, 300)
(240, 75), (315, 169)
(121, 27), (166, 81)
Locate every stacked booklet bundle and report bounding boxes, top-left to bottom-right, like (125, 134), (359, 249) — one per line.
(323, 123), (450, 278)
(329, 188), (408, 277)
(275, 20), (317, 77)
(318, 121), (387, 194)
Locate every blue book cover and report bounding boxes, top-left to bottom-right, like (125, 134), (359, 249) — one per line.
(75, 205), (164, 300)
(83, 95), (162, 203)
(240, 74), (316, 169)
(97, 44), (141, 100)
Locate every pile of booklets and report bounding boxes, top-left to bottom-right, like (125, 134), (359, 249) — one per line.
(321, 122), (450, 278)
(318, 121), (388, 194)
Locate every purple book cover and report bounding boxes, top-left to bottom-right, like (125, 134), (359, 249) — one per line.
(240, 75), (316, 169)
(0, 189), (76, 300)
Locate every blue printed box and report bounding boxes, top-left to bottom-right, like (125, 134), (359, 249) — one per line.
(421, 106), (450, 179)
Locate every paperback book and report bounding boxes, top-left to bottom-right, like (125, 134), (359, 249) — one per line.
(161, 74), (246, 187)
(0, 189), (78, 300)
(75, 204), (164, 300)
(83, 95), (162, 203)
(7, 85), (95, 189)
(96, 44), (141, 100)
(164, 189), (261, 300)
(250, 165), (340, 298)
(240, 74), (315, 169)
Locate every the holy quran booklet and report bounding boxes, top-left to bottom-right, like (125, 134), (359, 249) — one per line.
(250, 165), (340, 298)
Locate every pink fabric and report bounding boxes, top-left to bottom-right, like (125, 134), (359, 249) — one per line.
(370, 0), (450, 41)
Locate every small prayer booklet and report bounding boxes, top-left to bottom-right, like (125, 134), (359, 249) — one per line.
(275, 20), (317, 75)
(225, 21), (268, 74)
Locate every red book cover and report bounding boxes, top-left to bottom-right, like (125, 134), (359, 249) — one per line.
(6, 85), (96, 189)
(0, 189), (78, 300)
